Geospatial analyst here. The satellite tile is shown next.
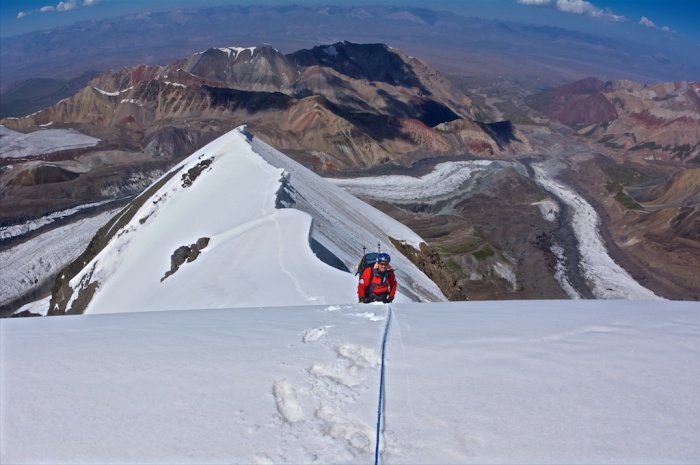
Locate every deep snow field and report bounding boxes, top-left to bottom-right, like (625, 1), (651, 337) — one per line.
(2, 300), (699, 464)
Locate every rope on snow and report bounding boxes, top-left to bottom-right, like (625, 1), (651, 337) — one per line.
(374, 306), (392, 465)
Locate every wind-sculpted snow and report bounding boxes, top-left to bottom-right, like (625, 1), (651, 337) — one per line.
(2, 300), (698, 463)
(0, 125), (100, 158)
(532, 164), (660, 300)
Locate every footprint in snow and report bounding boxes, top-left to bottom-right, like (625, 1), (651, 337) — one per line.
(336, 343), (380, 368)
(301, 325), (333, 343)
(308, 343), (379, 387)
(350, 311), (385, 321)
(309, 362), (364, 388)
(315, 402), (375, 454)
(272, 379), (305, 423)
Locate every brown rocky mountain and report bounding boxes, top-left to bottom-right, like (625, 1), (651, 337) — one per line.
(526, 77), (700, 165)
(564, 156), (700, 300)
(0, 71), (100, 118)
(1, 42), (531, 223)
(626, 168), (700, 244)
(527, 78), (700, 300)
(2, 42), (528, 169)
(522, 78), (699, 300)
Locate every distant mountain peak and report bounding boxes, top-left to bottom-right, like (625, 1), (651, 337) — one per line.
(2, 41), (530, 171)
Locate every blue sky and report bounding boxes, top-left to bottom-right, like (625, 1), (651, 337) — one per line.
(1, 0), (698, 47)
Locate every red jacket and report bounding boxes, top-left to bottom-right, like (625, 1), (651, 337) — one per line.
(358, 264), (397, 301)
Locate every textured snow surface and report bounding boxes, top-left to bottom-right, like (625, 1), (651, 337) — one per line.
(2, 300), (698, 464)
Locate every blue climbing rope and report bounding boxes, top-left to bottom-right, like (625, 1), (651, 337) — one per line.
(374, 306), (392, 465)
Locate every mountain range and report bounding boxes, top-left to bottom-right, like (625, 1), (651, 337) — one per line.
(2, 4), (699, 101)
(2, 126), (698, 464)
(2, 6), (700, 463)
(1, 39), (699, 310)
(0, 41), (529, 222)
(527, 77), (700, 164)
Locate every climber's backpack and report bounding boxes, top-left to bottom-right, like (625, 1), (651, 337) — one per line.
(356, 252), (380, 276)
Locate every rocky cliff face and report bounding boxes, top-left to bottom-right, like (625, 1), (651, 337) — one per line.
(627, 168), (700, 242)
(2, 42), (530, 174)
(526, 77), (700, 165)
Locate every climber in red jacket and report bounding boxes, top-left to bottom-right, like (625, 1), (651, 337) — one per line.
(358, 253), (397, 303)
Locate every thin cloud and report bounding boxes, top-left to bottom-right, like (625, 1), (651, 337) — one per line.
(56, 1), (79, 12)
(640, 16), (672, 32)
(516, 0), (678, 33)
(640, 16), (657, 28)
(18, 0), (101, 19)
(516, 0), (625, 22)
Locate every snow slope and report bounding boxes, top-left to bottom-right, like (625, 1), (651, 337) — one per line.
(2, 126), (698, 464)
(57, 126), (443, 315)
(1, 300), (698, 463)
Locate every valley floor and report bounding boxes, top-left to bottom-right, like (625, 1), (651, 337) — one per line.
(558, 149), (700, 301)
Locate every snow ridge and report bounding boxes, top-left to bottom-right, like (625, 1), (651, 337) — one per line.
(55, 126), (442, 315)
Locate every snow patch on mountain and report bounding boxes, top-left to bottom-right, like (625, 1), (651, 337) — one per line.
(329, 160), (495, 201)
(0, 125), (100, 158)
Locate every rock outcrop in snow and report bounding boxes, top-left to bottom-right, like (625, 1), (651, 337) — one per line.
(48, 126), (446, 315)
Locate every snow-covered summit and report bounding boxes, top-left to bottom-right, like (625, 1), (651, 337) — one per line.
(54, 125), (444, 315)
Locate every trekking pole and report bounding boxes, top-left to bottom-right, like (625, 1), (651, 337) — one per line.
(356, 246), (367, 276)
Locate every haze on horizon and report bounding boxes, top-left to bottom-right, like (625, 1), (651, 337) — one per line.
(1, 0), (699, 49)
